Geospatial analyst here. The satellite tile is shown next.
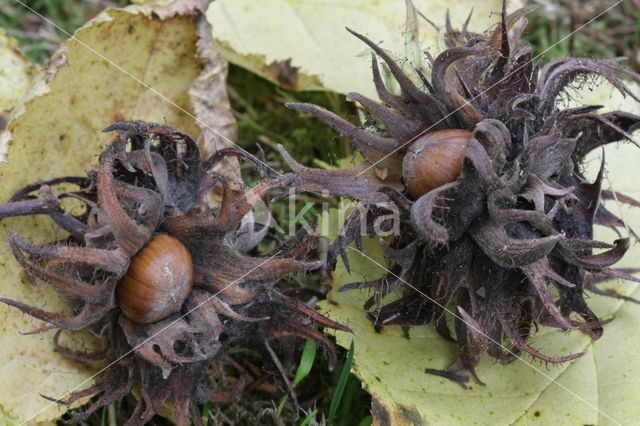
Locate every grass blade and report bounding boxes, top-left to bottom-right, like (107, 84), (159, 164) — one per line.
(278, 339), (319, 415)
(293, 339), (317, 386)
(299, 409), (318, 426)
(328, 340), (354, 424)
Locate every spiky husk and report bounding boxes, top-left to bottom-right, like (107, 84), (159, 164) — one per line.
(279, 7), (640, 384)
(0, 121), (349, 424)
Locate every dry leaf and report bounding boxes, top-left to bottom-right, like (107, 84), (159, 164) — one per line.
(0, 29), (37, 112)
(0, 29), (38, 162)
(189, 14), (243, 195)
(133, 0), (205, 20)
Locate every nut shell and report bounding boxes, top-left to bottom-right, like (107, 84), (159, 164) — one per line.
(402, 129), (472, 198)
(117, 234), (193, 324)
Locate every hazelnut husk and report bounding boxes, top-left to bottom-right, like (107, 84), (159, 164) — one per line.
(277, 7), (640, 384)
(0, 121), (349, 423)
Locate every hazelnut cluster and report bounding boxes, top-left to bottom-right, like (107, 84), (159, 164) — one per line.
(2, 5), (640, 424)
(0, 121), (348, 423)
(277, 10), (640, 383)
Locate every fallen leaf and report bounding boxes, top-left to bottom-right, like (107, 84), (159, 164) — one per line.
(133, 0), (204, 19)
(189, 12), (243, 197)
(0, 2), (226, 422)
(206, 0), (524, 97)
(0, 29), (37, 112)
(0, 29), (38, 161)
(317, 81), (640, 425)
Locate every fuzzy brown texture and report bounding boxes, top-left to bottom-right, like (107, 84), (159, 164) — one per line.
(278, 7), (640, 384)
(0, 121), (348, 424)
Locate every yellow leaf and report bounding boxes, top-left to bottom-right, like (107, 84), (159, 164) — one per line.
(206, 0), (524, 97)
(0, 29), (38, 163)
(318, 81), (640, 425)
(0, 29), (37, 113)
(0, 4), (208, 422)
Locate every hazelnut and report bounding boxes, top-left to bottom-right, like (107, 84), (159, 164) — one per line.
(117, 234), (193, 323)
(402, 129), (472, 198)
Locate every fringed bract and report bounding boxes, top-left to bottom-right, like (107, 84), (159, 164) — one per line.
(0, 121), (349, 423)
(279, 6), (640, 384)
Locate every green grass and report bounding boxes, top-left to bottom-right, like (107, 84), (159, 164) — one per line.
(227, 64), (353, 169)
(328, 340), (356, 425)
(523, 1), (640, 70)
(0, 0), (128, 63)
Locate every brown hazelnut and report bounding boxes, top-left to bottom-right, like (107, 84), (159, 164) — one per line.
(116, 234), (194, 323)
(402, 129), (472, 198)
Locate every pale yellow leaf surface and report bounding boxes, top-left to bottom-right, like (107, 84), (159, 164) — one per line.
(0, 29), (37, 112)
(318, 81), (640, 425)
(0, 29), (38, 163)
(0, 5), (205, 423)
(206, 0), (524, 97)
